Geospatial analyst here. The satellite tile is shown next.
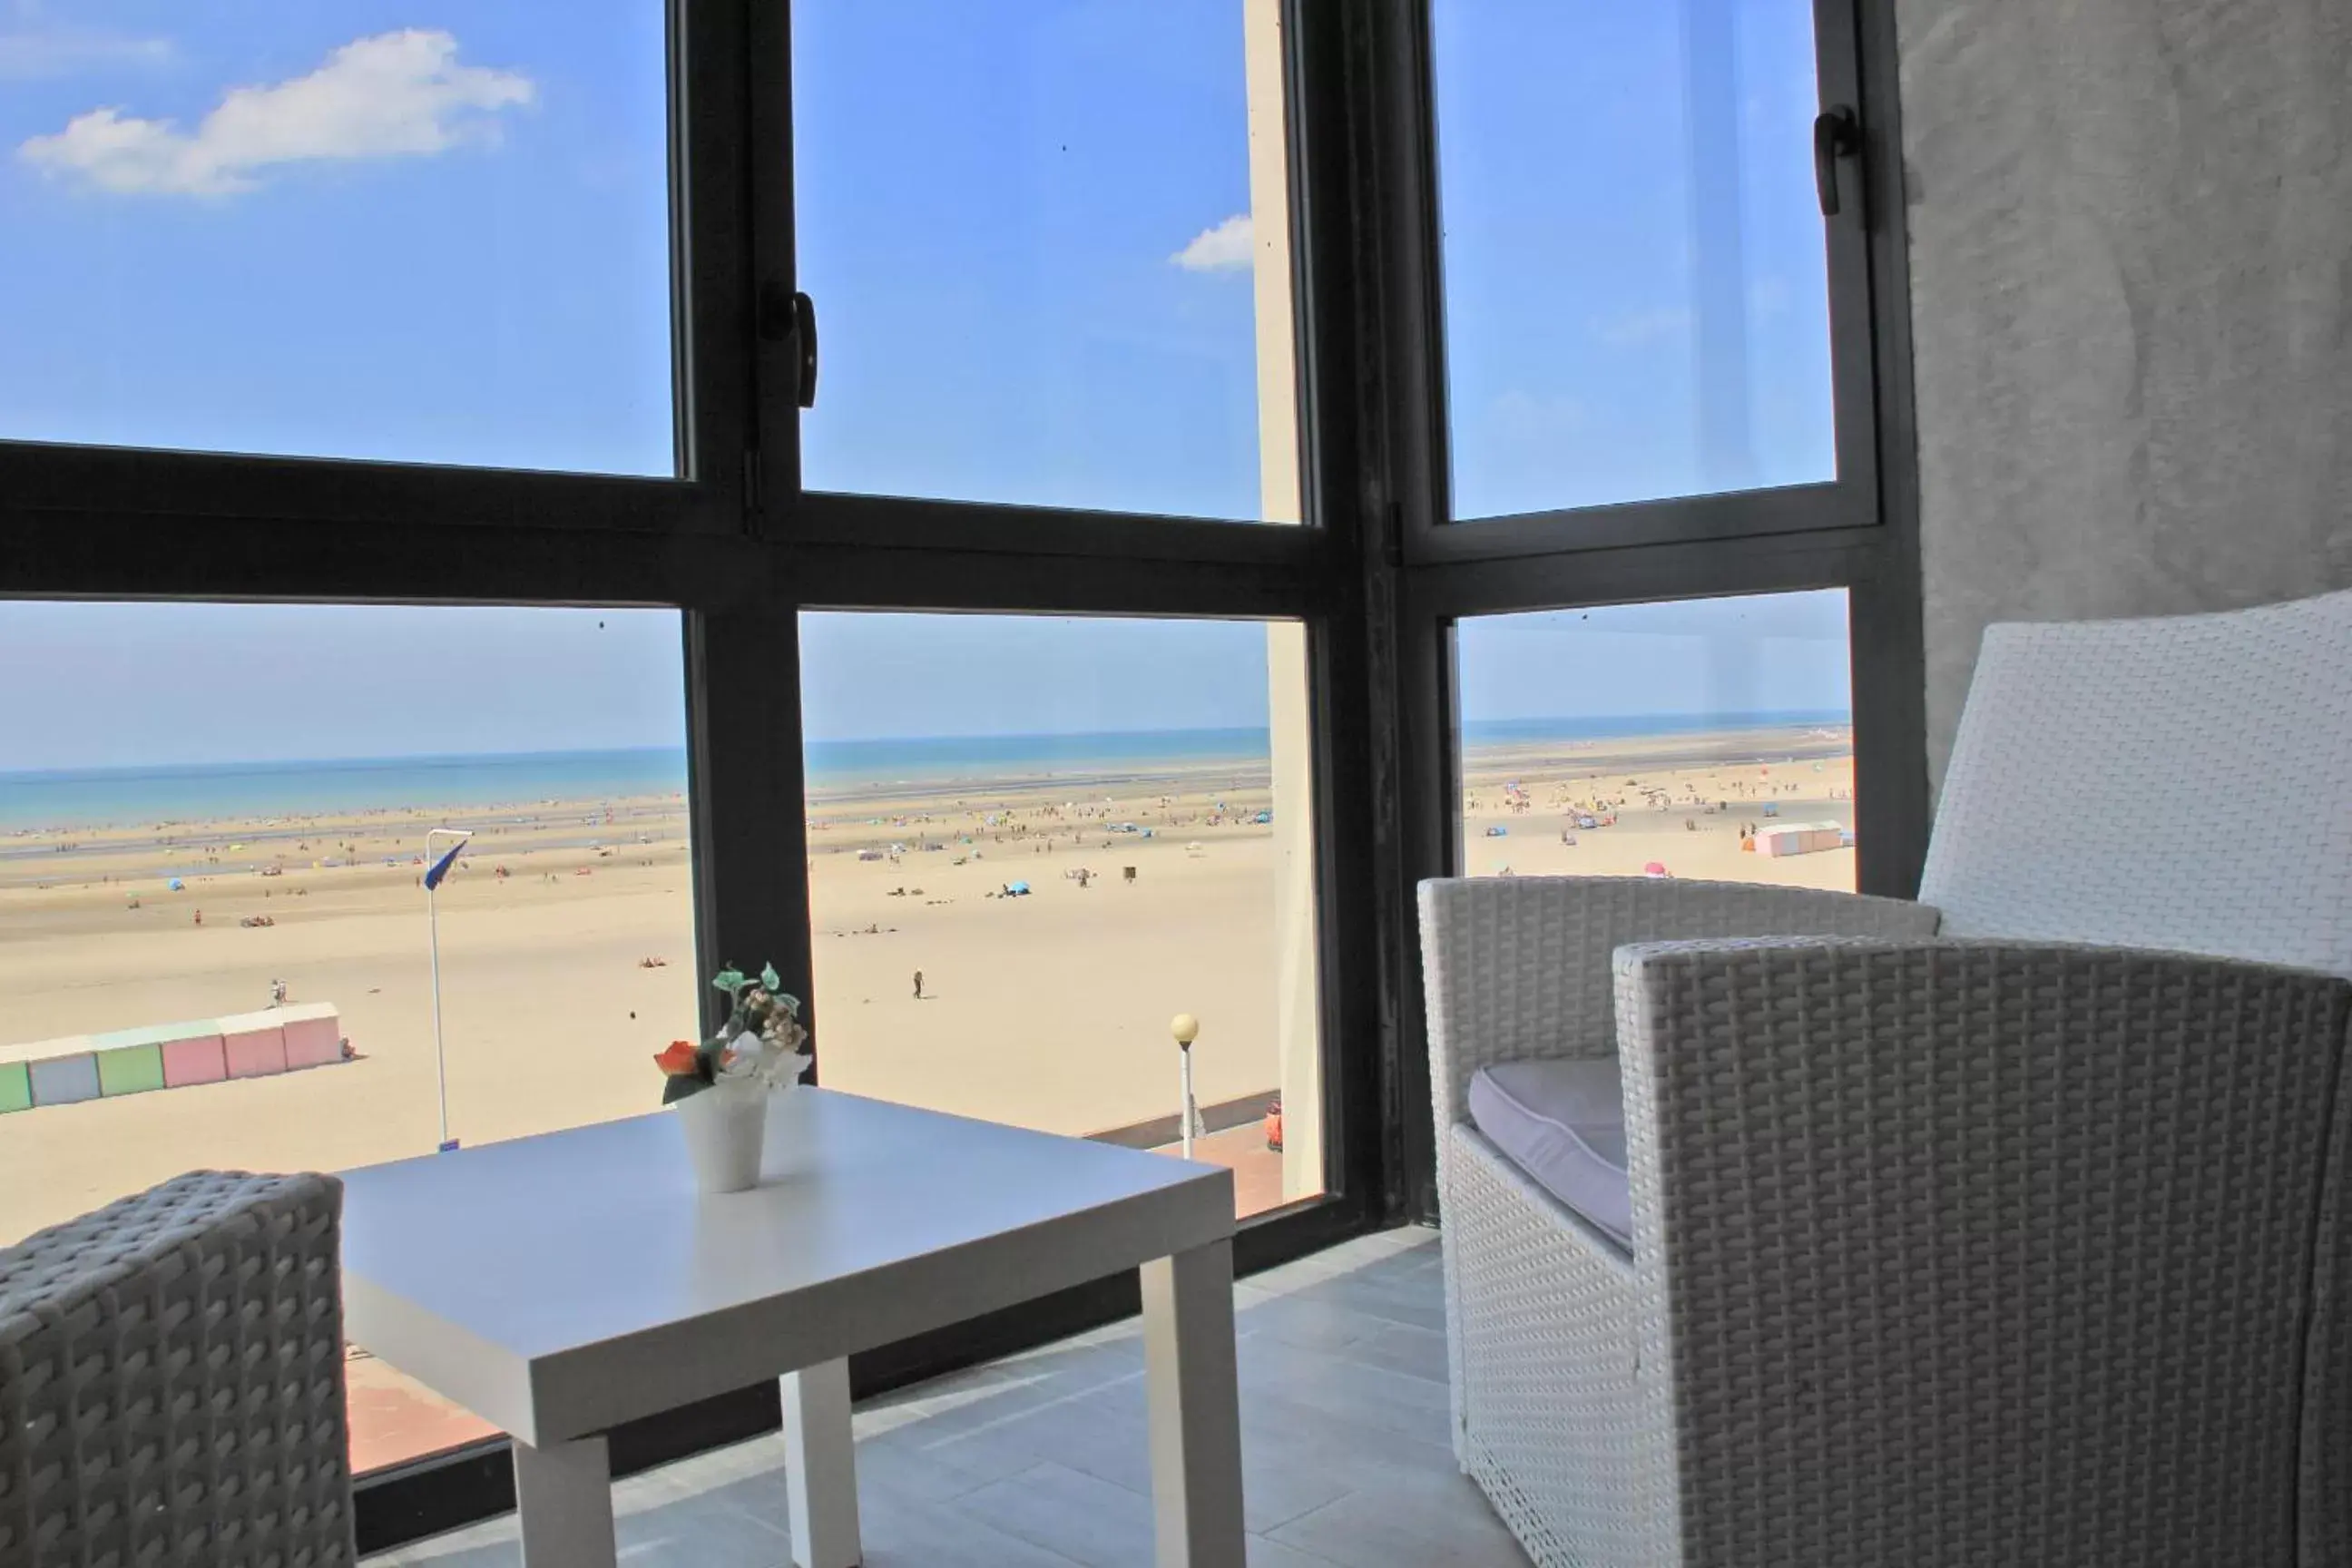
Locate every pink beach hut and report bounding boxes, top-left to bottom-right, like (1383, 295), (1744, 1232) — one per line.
(217, 1009), (289, 1079)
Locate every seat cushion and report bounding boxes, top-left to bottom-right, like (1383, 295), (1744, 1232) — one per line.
(1467, 1057), (1632, 1247)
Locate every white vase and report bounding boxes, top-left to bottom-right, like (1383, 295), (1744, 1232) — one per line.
(675, 1080), (769, 1195)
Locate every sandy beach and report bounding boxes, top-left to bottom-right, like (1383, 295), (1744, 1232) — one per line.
(1457, 721), (1857, 889)
(0, 724), (1851, 1248)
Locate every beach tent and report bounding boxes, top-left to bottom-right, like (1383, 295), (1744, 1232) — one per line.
(1006, 881), (1031, 896)
(1643, 861), (1670, 878)
(167, 877), (184, 892)
(1485, 826), (1508, 838)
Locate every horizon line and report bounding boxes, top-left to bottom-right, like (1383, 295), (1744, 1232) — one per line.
(0, 710), (1854, 778)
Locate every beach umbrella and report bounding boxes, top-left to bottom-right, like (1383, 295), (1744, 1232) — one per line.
(1007, 880), (1031, 896)
(1643, 861), (1669, 878)
(167, 877), (184, 891)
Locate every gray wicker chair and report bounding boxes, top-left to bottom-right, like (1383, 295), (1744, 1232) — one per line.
(0, 1171), (356, 1566)
(1422, 587), (2352, 1568)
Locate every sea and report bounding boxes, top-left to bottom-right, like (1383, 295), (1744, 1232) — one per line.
(0, 711), (1850, 833)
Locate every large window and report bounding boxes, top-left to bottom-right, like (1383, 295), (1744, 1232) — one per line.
(799, 612), (1322, 1217)
(1430, 0), (1837, 519)
(0, 602), (696, 1473)
(1453, 590), (1856, 891)
(0, 4), (674, 473)
(0, 1), (1916, 1553)
(793, 1), (1296, 522)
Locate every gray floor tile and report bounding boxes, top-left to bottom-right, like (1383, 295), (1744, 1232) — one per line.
(368, 1230), (1513, 1568)
(959, 1459), (1155, 1568)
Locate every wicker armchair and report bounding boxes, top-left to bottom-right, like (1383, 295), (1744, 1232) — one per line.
(0, 1171), (356, 1566)
(1423, 587), (2352, 1568)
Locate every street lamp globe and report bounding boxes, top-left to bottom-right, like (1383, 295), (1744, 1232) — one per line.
(1170, 1013), (1200, 1048)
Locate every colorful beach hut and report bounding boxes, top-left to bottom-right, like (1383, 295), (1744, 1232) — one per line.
(1755, 821), (1848, 858)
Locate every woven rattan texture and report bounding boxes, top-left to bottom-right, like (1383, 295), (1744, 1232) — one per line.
(1448, 1126), (1655, 1568)
(1922, 588), (2352, 978)
(1417, 876), (1941, 1142)
(1419, 877), (1941, 1566)
(2304, 1053), (2352, 1567)
(1615, 937), (2350, 1568)
(0, 1171), (355, 1567)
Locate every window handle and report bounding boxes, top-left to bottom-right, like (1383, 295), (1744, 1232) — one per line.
(1814, 105), (1859, 218)
(792, 291), (818, 409)
(758, 284), (819, 408)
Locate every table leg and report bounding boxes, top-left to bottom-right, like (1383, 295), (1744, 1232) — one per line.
(782, 1357), (862, 1568)
(1142, 1239), (1245, 1568)
(512, 1432), (617, 1568)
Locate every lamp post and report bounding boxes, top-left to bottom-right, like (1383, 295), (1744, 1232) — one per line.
(1169, 1013), (1204, 1159)
(424, 827), (471, 1152)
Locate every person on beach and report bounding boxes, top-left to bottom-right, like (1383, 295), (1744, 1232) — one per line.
(913, 969), (925, 1000)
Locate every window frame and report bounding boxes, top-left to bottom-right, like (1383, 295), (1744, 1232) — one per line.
(0, 0), (1919, 1550)
(1380, 0), (1884, 564)
(0, 0), (755, 532)
(1371, 0), (1927, 1221)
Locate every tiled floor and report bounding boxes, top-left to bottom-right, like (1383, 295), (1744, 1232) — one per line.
(367, 1226), (1530, 1567)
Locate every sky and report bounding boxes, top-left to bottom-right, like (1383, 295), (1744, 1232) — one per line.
(1454, 590), (1850, 726)
(0, 3), (1844, 767)
(1432, 0), (1834, 519)
(0, 603), (688, 769)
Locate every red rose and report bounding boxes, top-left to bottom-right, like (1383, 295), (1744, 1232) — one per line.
(654, 1040), (701, 1077)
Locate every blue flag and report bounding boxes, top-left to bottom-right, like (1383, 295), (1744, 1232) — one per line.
(424, 840), (466, 891)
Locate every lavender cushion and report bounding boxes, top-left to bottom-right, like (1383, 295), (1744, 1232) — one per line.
(1468, 1057), (1632, 1249)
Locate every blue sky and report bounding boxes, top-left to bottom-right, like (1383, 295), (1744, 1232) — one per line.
(0, 603), (689, 769)
(0, 0), (673, 474)
(0, 599), (1847, 770)
(0, 5), (1844, 767)
(1455, 591), (1850, 726)
(1433, 0), (1833, 518)
(793, 2), (1262, 519)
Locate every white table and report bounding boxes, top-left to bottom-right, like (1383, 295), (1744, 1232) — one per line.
(340, 1088), (1243, 1567)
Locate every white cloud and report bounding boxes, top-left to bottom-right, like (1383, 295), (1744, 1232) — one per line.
(19, 29), (534, 196)
(1493, 389), (1587, 442)
(1594, 307), (1693, 348)
(0, 29), (172, 81)
(1171, 212), (1254, 273)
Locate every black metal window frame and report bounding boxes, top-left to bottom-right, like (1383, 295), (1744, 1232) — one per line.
(0, 0), (1918, 1552)
(1365, 0), (1926, 1220)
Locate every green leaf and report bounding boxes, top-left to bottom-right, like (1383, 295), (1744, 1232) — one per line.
(711, 965), (747, 997)
(760, 962), (782, 993)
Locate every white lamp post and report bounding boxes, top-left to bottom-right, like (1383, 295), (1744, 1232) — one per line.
(425, 827), (471, 1152)
(1169, 1013), (1204, 1159)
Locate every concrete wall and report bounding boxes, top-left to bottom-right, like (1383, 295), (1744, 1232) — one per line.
(1246, 0), (1325, 1201)
(1896, 0), (2352, 783)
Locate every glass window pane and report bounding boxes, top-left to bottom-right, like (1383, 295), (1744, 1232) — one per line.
(1433, 1), (1834, 518)
(792, 3), (1299, 523)
(0, 603), (695, 1474)
(1454, 590), (1854, 889)
(799, 612), (1323, 1218)
(0, 5), (674, 474)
